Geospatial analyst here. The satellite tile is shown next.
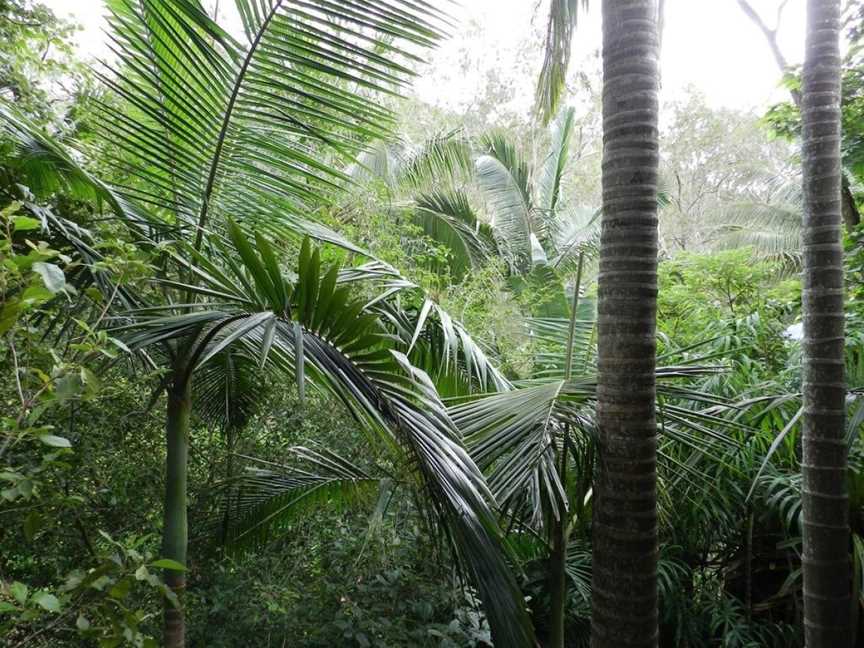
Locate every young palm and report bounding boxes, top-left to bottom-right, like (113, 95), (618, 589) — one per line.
(83, 2), (454, 644)
(119, 223), (536, 647)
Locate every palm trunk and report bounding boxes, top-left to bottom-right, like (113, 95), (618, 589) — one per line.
(549, 253), (586, 648)
(592, 1), (661, 647)
(801, 1), (851, 645)
(163, 365), (192, 648)
(549, 441), (569, 648)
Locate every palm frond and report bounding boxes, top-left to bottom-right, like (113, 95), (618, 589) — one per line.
(193, 347), (264, 433)
(129, 226), (535, 647)
(535, 0), (588, 125)
(413, 189), (496, 279)
(99, 0), (448, 250)
(536, 107), (577, 218)
(476, 133), (534, 270)
(219, 446), (381, 547)
(712, 175), (803, 269)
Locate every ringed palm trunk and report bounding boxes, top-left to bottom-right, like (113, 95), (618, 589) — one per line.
(592, 1), (661, 646)
(800, 1), (851, 644)
(163, 358), (192, 648)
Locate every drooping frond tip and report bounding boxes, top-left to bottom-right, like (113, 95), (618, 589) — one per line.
(535, 0), (588, 125)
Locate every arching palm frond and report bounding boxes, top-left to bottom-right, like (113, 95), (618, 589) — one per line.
(0, 102), (148, 227)
(347, 131), (473, 191)
(453, 380), (575, 527)
(413, 189), (497, 279)
(450, 364), (743, 538)
(535, 0), (589, 125)
(550, 206), (601, 273)
(218, 447), (382, 548)
(118, 224), (535, 647)
(99, 0), (449, 251)
(476, 133), (534, 270)
(192, 347), (263, 434)
(526, 299), (596, 380)
(713, 175), (803, 270)
(396, 130), (474, 190)
(537, 107), (577, 222)
(378, 296), (512, 396)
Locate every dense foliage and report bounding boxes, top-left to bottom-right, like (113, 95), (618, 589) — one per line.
(1, 1), (863, 647)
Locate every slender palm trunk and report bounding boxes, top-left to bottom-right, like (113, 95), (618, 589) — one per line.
(163, 364), (192, 648)
(801, 1), (850, 644)
(549, 442), (569, 648)
(549, 253), (586, 648)
(592, 1), (660, 646)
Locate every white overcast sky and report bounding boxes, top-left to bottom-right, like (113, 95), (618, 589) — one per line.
(43, 0), (811, 113)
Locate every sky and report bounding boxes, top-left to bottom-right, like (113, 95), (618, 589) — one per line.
(42, 0), (811, 114)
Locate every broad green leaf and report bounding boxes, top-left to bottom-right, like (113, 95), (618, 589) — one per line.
(12, 216), (41, 232)
(39, 434), (72, 448)
(32, 262), (66, 294)
(10, 582), (28, 604)
(32, 592), (60, 613)
(23, 511), (43, 541)
(151, 559), (187, 572)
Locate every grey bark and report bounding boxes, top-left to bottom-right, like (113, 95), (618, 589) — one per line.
(800, 1), (851, 644)
(591, 1), (660, 646)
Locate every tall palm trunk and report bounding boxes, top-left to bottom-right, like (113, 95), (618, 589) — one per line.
(801, 1), (850, 644)
(591, 1), (660, 646)
(163, 359), (192, 648)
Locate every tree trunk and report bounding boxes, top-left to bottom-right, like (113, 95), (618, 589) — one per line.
(591, 2), (661, 647)
(163, 365), (192, 648)
(549, 252), (585, 648)
(549, 442), (569, 648)
(801, 1), (851, 645)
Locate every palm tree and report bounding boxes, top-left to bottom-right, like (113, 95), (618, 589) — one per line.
(446, 284), (741, 647)
(121, 223), (536, 647)
(591, 1), (661, 646)
(800, 0), (851, 643)
(91, 2), (455, 645)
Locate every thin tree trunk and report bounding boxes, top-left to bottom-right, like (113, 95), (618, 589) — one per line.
(549, 253), (585, 648)
(592, 2), (660, 646)
(801, 1), (851, 645)
(163, 365), (192, 648)
(549, 444), (569, 648)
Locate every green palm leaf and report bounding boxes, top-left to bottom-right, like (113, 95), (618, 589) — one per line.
(535, 0), (588, 125)
(120, 227), (535, 647)
(413, 189), (496, 279)
(99, 0), (448, 250)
